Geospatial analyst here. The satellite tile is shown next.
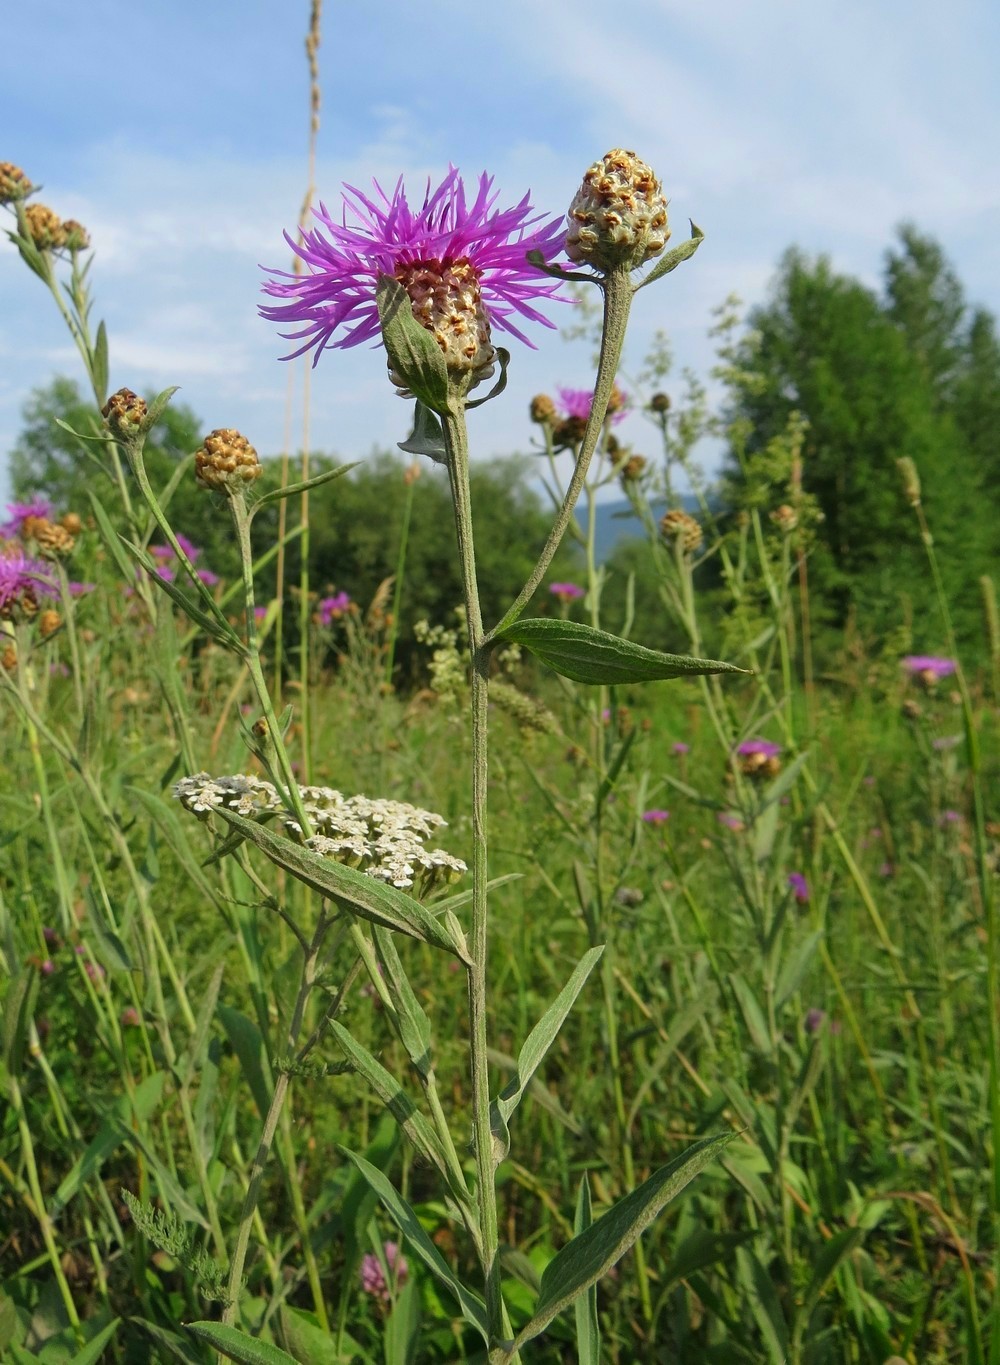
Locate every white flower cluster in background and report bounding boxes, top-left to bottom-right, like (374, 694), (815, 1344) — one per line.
(173, 773), (467, 893)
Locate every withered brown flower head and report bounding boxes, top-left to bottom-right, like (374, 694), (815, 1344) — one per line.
(566, 149), (670, 273)
(195, 429), (262, 493)
(529, 393), (557, 425)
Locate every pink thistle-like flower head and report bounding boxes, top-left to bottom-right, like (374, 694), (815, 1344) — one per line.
(549, 581), (585, 603)
(672, 741), (690, 755)
(261, 168), (569, 386)
(736, 738), (782, 758)
(0, 543), (59, 618)
(557, 385), (629, 425)
(318, 591), (352, 626)
(902, 655), (956, 687)
(2, 497), (55, 537)
(642, 809), (670, 826)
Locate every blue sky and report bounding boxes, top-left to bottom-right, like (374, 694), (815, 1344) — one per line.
(2, 0), (999, 507)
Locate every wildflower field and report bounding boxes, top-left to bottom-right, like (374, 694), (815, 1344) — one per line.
(1, 135), (998, 1365)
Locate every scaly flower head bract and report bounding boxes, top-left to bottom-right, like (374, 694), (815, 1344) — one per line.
(260, 168), (569, 368)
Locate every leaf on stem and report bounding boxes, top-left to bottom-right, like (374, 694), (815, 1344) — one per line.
(210, 806), (471, 961)
(338, 1148), (489, 1342)
(635, 221), (705, 290)
(186, 1323), (300, 1365)
(490, 945), (603, 1163)
(494, 618), (746, 686)
(510, 1132), (736, 1352)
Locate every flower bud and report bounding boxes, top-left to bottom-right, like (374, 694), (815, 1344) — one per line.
(620, 454), (647, 483)
(60, 512), (83, 536)
(60, 219), (91, 252)
(23, 203), (65, 250)
(38, 609), (62, 638)
(102, 388), (148, 439)
(30, 520), (75, 560)
(660, 508), (703, 553)
(566, 149), (669, 273)
(0, 162), (34, 205)
(530, 393), (556, 425)
(897, 457), (921, 506)
(649, 391), (671, 413)
(771, 504), (798, 533)
(195, 429), (262, 493)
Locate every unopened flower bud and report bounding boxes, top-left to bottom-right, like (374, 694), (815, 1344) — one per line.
(530, 393), (556, 425)
(102, 388), (148, 439)
(34, 522), (75, 559)
(38, 609), (62, 638)
(553, 416), (588, 449)
(195, 429), (262, 493)
(620, 454), (647, 483)
(0, 162), (34, 205)
(566, 149), (670, 273)
(2, 643), (17, 671)
(660, 508), (703, 553)
(23, 203), (65, 250)
(649, 391), (671, 413)
(60, 512), (83, 536)
(771, 504), (798, 533)
(60, 219), (91, 251)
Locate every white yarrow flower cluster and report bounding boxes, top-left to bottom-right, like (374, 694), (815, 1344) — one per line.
(173, 773), (466, 894)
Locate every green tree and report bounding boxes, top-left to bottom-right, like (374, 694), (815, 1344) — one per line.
(723, 241), (995, 645)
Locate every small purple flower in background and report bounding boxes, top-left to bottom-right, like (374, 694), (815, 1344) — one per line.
(902, 655), (956, 687)
(787, 872), (810, 904)
(42, 926), (59, 946)
(939, 809), (963, 826)
(154, 566), (176, 583)
(0, 546), (59, 615)
(318, 591), (352, 626)
(359, 1240), (408, 1303)
(672, 741), (690, 755)
(254, 606), (269, 623)
(261, 168), (568, 372)
(41, 958), (55, 976)
(173, 533), (200, 561)
(804, 1007), (826, 1034)
(149, 544), (174, 562)
(642, 809), (670, 826)
(197, 569), (220, 587)
(557, 385), (629, 425)
(717, 811), (744, 832)
(736, 738), (782, 758)
(67, 581), (94, 597)
(1, 497), (54, 537)
(549, 582), (585, 604)
(121, 1006), (141, 1027)
(878, 861), (895, 879)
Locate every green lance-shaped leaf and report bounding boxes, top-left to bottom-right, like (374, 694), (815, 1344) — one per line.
(2, 967), (39, 1081)
(573, 1177), (600, 1365)
(210, 806), (470, 962)
(329, 1023), (450, 1182)
(51, 1071), (167, 1214)
(373, 926), (434, 1078)
(186, 1323), (300, 1365)
(338, 1148), (489, 1342)
(92, 319), (109, 402)
(376, 275), (451, 414)
(490, 945), (604, 1164)
(67, 1317), (122, 1365)
(509, 1131), (736, 1353)
(249, 461), (359, 519)
(635, 220), (705, 290)
(494, 617), (746, 687)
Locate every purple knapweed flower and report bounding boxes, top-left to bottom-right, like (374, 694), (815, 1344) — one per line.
(902, 655), (956, 681)
(254, 606), (269, 623)
(197, 569), (220, 587)
(67, 581), (95, 597)
(557, 385), (629, 425)
(672, 741), (690, 755)
(717, 811), (744, 832)
(121, 1006), (141, 1027)
(154, 566), (176, 583)
(1, 497), (54, 537)
(939, 809), (962, 825)
(787, 872), (810, 904)
(318, 591), (351, 626)
(41, 958), (55, 976)
(359, 1240), (408, 1303)
(549, 581), (585, 603)
(736, 738), (782, 758)
(260, 167), (569, 370)
(804, 1007), (826, 1034)
(0, 546), (59, 615)
(642, 809), (671, 826)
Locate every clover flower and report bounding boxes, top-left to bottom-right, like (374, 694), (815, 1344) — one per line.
(360, 1241), (408, 1303)
(261, 168), (568, 386)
